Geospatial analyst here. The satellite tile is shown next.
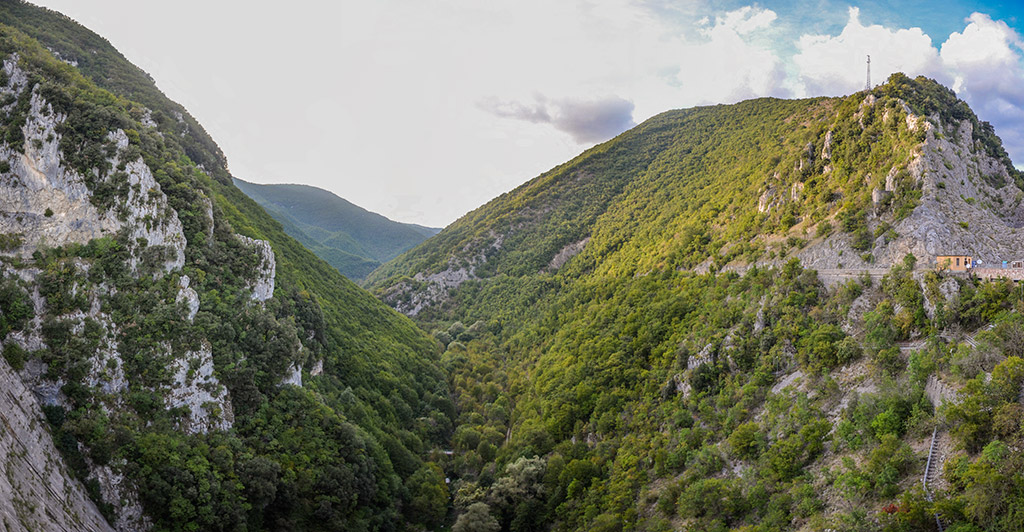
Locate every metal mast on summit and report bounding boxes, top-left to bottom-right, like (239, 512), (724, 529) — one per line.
(866, 55), (871, 91)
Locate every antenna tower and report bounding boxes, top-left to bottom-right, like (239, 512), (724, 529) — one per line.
(866, 55), (871, 91)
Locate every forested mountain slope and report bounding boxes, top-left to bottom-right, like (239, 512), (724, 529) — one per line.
(233, 178), (439, 281)
(0, 2), (452, 531)
(369, 74), (1024, 531)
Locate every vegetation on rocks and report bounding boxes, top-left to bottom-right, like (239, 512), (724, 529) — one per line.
(4, 1), (1024, 531)
(0, 7), (452, 531)
(367, 69), (1024, 531)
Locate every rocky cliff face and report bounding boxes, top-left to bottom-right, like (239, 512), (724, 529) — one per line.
(0, 9), (454, 531)
(0, 56), (119, 252)
(0, 56), (186, 274)
(236, 234), (275, 302)
(0, 51), (278, 531)
(795, 95), (1024, 271)
(0, 352), (114, 532)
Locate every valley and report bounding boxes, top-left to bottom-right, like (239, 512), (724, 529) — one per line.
(1, 2), (1024, 532)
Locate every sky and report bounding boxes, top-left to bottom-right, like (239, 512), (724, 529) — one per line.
(29, 0), (1024, 227)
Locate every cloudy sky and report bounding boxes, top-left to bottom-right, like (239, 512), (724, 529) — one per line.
(31, 0), (1024, 227)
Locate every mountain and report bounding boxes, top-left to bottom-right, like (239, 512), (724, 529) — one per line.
(0, 3), (452, 531)
(368, 75), (1024, 530)
(233, 178), (440, 281)
(6, 0), (1024, 529)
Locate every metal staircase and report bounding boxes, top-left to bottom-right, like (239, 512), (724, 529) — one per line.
(922, 426), (944, 531)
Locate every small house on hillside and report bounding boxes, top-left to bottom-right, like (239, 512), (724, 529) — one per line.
(936, 255), (972, 271)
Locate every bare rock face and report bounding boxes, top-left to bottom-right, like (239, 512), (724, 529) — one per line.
(687, 343), (714, 370)
(0, 57), (187, 276)
(78, 311), (128, 397)
(0, 53), (233, 531)
(93, 464), (149, 532)
(790, 182), (804, 202)
(0, 88), (121, 253)
(281, 363), (303, 387)
(797, 104), (1024, 271)
(386, 232), (504, 316)
(236, 235), (276, 302)
(398, 263), (475, 316)
(885, 166), (899, 192)
(175, 275), (200, 322)
(165, 343), (234, 434)
(547, 237), (589, 271)
(925, 374), (959, 408)
(882, 117), (1024, 265)
(0, 355), (115, 532)
(107, 130), (187, 273)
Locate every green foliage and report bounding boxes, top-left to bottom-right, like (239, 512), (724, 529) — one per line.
(405, 463), (449, 525)
(0, 10), (454, 531)
(864, 301), (897, 354)
(0, 231), (22, 250)
(797, 323), (845, 372)
(373, 74), (1024, 531)
(7, 9), (1024, 529)
(728, 422), (763, 460)
(0, 277), (32, 337)
(2, 341), (25, 370)
(233, 178), (439, 281)
(945, 357), (1024, 453)
(453, 502), (500, 532)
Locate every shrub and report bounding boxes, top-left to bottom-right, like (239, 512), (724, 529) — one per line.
(2, 342), (26, 370)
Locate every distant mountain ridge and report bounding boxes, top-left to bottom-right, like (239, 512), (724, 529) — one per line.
(233, 179), (439, 280)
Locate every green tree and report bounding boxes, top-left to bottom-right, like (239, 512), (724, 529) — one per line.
(405, 463), (449, 526)
(453, 502), (500, 532)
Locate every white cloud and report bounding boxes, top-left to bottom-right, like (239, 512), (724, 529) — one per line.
(707, 5), (778, 36)
(31, 1), (1024, 225)
(789, 7), (1024, 166)
(673, 6), (787, 105)
(939, 13), (1024, 164)
(793, 7), (942, 96)
(941, 13), (1024, 101)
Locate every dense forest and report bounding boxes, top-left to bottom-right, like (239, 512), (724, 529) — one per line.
(368, 70), (1024, 531)
(418, 257), (1024, 531)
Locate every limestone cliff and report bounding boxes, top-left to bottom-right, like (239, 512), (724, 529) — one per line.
(0, 353), (114, 532)
(0, 7), (452, 532)
(0, 50), (277, 531)
(795, 95), (1024, 270)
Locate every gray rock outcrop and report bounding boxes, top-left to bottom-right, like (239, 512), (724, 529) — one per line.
(165, 343), (234, 434)
(546, 236), (589, 271)
(0, 57), (187, 275)
(237, 234), (276, 302)
(0, 355), (115, 532)
(175, 274), (200, 322)
(797, 97), (1024, 271)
